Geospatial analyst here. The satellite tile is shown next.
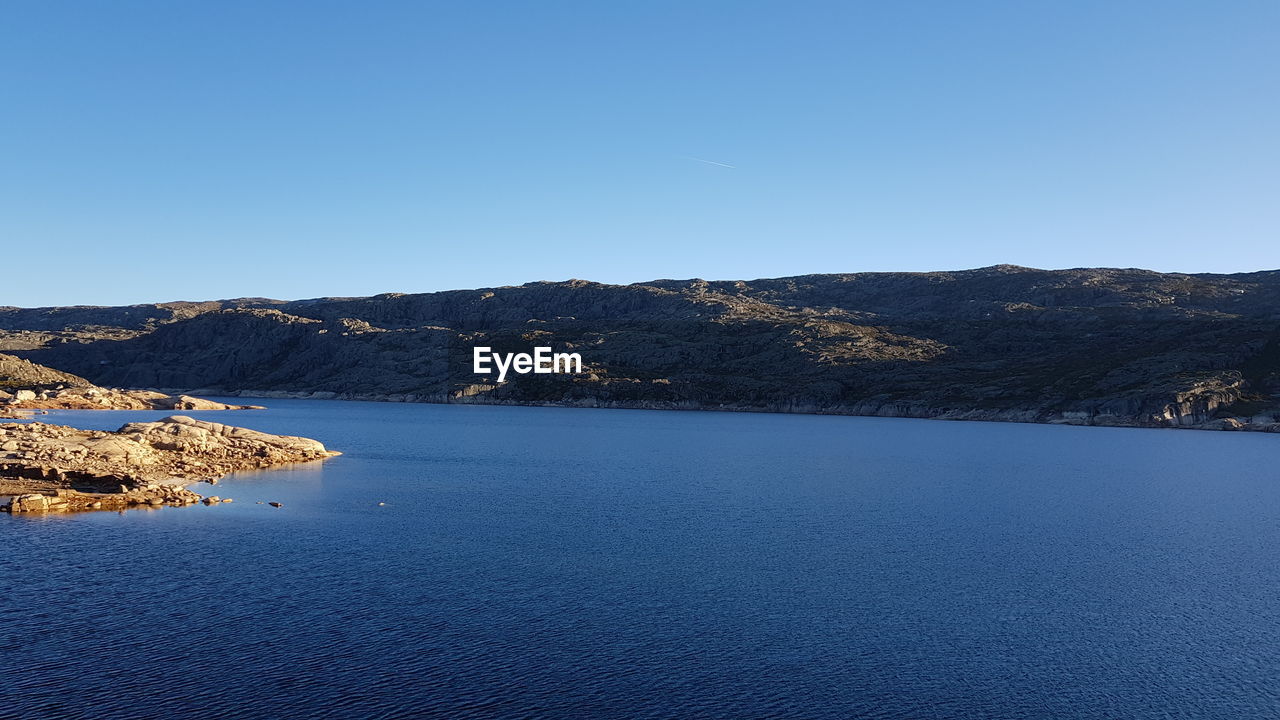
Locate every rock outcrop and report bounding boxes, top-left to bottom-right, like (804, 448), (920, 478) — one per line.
(0, 415), (339, 512)
(0, 352), (262, 416)
(6, 386), (263, 412)
(3, 266), (1280, 431)
(0, 352), (91, 388)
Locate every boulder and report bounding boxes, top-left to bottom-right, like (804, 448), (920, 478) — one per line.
(5, 493), (51, 512)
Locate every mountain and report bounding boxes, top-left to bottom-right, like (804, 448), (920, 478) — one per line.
(3, 266), (1279, 430)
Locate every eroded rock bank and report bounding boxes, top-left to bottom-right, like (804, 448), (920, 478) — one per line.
(1, 415), (339, 513)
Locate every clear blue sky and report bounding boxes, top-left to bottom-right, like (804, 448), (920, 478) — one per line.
(3, 1), (1277, 306)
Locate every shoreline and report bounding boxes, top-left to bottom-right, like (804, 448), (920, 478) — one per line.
(165, 388), (1280, 434)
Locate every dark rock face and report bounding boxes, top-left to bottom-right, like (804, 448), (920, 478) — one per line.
(3, 266), (1280, 429)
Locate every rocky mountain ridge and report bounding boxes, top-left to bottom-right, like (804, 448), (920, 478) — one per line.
(3, 266), (1279, 431)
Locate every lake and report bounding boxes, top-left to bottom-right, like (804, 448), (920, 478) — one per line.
(3, 399), (1279, 718)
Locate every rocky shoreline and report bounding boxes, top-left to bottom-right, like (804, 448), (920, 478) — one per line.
(194, 388), (1280, 433)
(1, 387), (263, 418)
(1, 415), (339, 513)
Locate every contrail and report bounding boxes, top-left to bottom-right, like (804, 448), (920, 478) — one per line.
(683, 155), (737, 169)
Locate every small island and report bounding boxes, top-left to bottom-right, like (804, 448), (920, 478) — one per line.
(0, 352), (331, 512)
(1, 415), (339, 512)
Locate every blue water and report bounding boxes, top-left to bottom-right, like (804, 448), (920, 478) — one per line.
(3, 400), (1280, 719)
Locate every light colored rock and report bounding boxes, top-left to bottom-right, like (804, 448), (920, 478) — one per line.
(0, 416), (337, 512)
(5, 493), (51, 512)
